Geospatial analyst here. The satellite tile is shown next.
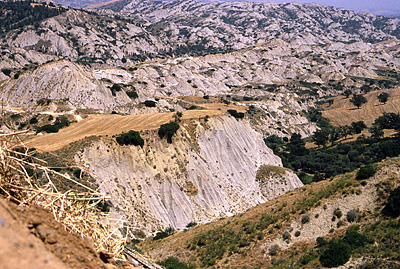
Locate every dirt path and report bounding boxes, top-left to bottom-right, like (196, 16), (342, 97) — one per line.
(321, 88), (400, 126)
(26, 104), (244, 152)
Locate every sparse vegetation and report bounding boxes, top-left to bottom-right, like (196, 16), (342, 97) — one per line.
(36, 115), (70, 134)
(153, 227), (175, 241)
(158, 257), (195, 269)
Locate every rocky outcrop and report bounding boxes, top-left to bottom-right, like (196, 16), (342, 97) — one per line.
(74, 116), (303, 235)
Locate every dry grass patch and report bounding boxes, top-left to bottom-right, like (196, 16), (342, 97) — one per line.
(321, 88), (400, 126)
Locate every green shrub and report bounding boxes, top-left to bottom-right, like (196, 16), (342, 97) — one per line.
(333, 208), (343, 218)
(126, 90), (138, 99)
(144, 100), (156, 107)
(269, 244), (280, 256)
(29, 117), (38, 124)
(282, 230), (291, 241)
(115, 130), (144, 147)
(36, 124), (59, 133)
(36, 115), (70, 133)
(343, 229), (368, 249)
(319, 241), (351, 267)
(73, 168), (82, 178)
(1, 68), (11, 76)
(346, 209), (359, 222)
(110, 83), (122, 96)
(299, 250), (318, 265)
(158, 257), (195, 269)
(153, 227), (175, 240)
(158, 121), (179, 143)
(96, 200), (112, 213)
(301, 214), (310, 224)
(356, 164), (376, 180)
(227, 109), (244, 119)
(186, 222), (197, 228)
(382, 186), (400, 217)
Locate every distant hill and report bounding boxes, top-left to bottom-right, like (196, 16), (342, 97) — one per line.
(53, 0), (110, 8)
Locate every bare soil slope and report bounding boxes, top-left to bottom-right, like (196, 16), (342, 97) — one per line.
(0, 199), (112, 269)
(321, 88), (400, 126)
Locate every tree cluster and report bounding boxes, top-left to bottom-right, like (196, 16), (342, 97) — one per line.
(36, 115), (70, 134)
(265, 112), (400, 183)
(115, 130), (144, 147)
(158, 121), (179, 143)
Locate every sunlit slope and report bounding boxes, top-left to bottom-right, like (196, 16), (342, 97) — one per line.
(322, 88), (400, 126)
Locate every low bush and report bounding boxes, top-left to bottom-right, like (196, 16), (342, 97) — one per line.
(343, 229), (369, 249)
(36, 115), (70, 134)
(158, 257), (195, 269)
(158, 121), (179, 143)
(382, 186), (400, 217)
(115, 130), (144, 147)
(153, 227), (175, 241)
(356, 164), (376, 180)
(301, 214), (310, 224)
(186, 222), (197, 228)
(126, 90), (138, 99)
(110, 83), (121, 96)
(144, 100), (156, 107)
(227, 109), (244, 119)
(346, 209), (359, 222)
(319, 241), (351, 267)
(1, 68), (11, 76)
(333, 208), (342, 218)
(269, 244), (280, 256)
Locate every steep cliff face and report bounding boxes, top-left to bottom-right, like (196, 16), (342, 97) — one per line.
(74, 116), (303, 235)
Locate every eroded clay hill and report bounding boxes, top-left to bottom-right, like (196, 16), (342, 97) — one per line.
(66, 115), (303, 235)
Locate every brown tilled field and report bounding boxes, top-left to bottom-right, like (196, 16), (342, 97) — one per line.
(26, 102), (245, 152)
(321, 88), (400, 126)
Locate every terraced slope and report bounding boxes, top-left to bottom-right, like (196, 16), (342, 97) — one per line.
(322, 88), (400, 126)
(27, 103), (244, 151)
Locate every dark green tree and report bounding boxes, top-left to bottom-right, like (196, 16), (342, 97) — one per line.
(377, 92), (389, 104)
(313, 128), (330, 148)
(373, 113), (400, 132)
(351, 121), (366, 134)
(343, 89), (353, 98)
(369, 125), (384, 139)
(319, 241), (351, 267)
(158, 122), (179, 143)
(115, 130), (144, 147)
(382, 186), (400, 217)
(350, 94), (367, 109)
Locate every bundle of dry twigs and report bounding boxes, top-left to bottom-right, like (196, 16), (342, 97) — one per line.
(0, 131), (126, 258)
